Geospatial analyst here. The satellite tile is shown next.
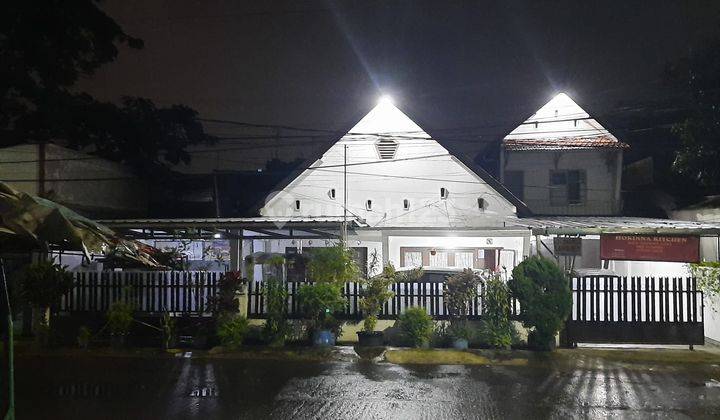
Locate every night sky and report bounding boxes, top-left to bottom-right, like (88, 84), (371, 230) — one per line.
(79, 0), (720, 169)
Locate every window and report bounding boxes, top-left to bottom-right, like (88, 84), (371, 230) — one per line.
(403, 199), (410, 210)
(294, 200), (301, 211)
(504, 171), (524, 201)
(366, 199), (373, 211)
(549, 170), (586, 206)
(376, 139), (398, 159)
(477, 197), (485, 210)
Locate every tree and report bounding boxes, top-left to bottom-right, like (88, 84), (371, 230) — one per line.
(1, 1), (215, 176)
(668, 37), (720, 188)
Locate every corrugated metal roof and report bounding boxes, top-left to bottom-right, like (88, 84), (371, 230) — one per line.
(98, 216), (367, 228)
(507, 216), (720, 235)
(504, 136), (630, 151)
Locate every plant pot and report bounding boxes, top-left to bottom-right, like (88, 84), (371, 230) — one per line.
(356, 331), (384, 347)
(452, 338), (469, 350)
(312, 329), (336, 347)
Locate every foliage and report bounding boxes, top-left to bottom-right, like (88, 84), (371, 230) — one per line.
(77, 326), (92, 349)
(359, 263), (399, 332)
(208, 271), (246, 314)
(297, 282), (345, 331)
(480, 274), (513, 349)
(161, 312), (176, 349)
(107, 301), (134, 336)
(18, 259), (74, 310)
(262, 276), (290, 346)
(447, 321), (473, 341)
(398, 307), (434, 348)
(216, 314), (249, 349)
(689, 261), (720, 300)
(509, 256), (571, 350)
(444, 269), (481, 321)
(0, 3), (216, 176)
(667, 38), (720, 188)
(306, 245), (360, 285)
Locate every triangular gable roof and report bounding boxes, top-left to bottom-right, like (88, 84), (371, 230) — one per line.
(253, 100), (530, 217)
(503, 93), (629, 151)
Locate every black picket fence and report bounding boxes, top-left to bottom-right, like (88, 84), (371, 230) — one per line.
(247, 280), (521, 320)
(59, 271), (222, 315)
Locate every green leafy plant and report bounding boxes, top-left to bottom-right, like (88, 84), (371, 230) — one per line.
(306, 245), (360, 285)
(509, 256), (571, 351)
(689, 262), (720, 300)
(263, 276), (290, 346)
(107, 301), (134, 336)
(444, 269), (481, 342)
(208, 270), (246, 314)
(160, 311), (176, 349)
(216, 313), (249, 349)
(77, 326), (92, 349)
(398, 307), (433, 348)
(18, 259), (74, 335)
(480, 274), (513, 349)
(359, 264), (398, 332)
(298, 282), (346, 332)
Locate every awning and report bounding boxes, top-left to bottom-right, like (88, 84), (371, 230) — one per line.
(507, 216), (720, 236)
(97, 216), (367, 240)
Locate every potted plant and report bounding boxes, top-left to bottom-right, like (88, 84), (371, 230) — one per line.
(509, 256), (572, 351)
(298, 245), (359, 346)
(216, 313), (249, 349)
(107, 301), (134, 348)
(445, 269), (481, 350)
(357, 263), (422, 347)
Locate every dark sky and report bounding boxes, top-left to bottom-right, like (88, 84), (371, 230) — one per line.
(80, 0), (720, 168)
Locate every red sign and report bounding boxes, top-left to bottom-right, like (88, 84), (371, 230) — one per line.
(600, 235), (700, 262)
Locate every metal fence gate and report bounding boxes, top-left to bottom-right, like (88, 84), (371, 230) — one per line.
(565, 276), (704, 346)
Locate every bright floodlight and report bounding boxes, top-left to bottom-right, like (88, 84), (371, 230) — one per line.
(378, 95), (394, 105)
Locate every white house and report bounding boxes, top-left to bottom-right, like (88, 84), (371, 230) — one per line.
(500, 93), (628, 216)
(256, 97), (531, 275)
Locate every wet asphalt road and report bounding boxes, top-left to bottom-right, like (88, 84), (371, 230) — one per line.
(15, 351), (720, 419)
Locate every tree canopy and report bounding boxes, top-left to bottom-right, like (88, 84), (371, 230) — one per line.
(1, 1), (215, 175)
(668, 37), (720, 188)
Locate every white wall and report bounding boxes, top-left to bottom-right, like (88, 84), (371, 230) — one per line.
(0, 144), (147, 217)
(260, 101), (517, 228)
(503, 149), (622, 215)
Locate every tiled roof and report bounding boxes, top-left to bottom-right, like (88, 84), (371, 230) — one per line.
(503, 136), (630, 151)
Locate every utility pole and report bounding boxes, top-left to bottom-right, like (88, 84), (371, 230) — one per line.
(342, 144), (348, 247)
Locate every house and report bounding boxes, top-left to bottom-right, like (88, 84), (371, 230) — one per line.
(257, 97), (531, 275)
(0, 143), (147, 218)
(500, 93), (629, 216)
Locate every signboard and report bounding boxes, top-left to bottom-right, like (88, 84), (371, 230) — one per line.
(554, 237), (582, 256)
(600, 235), (700, 262)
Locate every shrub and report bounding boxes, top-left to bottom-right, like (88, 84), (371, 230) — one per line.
(217, 314), (249, 349)
(447, 321), (473, 341)
(107, 301), (134, 336)
(509, 256), (571, 350)
(398, 307), (433, 348)
(263, 276), (290, 346)
(480, 274), (513, 349)
(18, 259), (73, 333)
(77, 326), (92, 349)
(298, 282), (345, 332)
(359, 264), (398, 332)
(208, 270), (246, 313)
(160, 311), (176, 349)
(445, 269), (481, 320)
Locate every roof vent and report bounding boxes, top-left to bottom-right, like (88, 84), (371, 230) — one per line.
(376, 139), (399, 160)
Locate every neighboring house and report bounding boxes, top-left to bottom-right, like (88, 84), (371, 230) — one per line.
(258, 98), (531, 273)
(500, 93), (629, 216)
(0, 143), (147, 218)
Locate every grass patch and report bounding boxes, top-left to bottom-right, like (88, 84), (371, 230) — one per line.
(385, 349), (490, 365)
